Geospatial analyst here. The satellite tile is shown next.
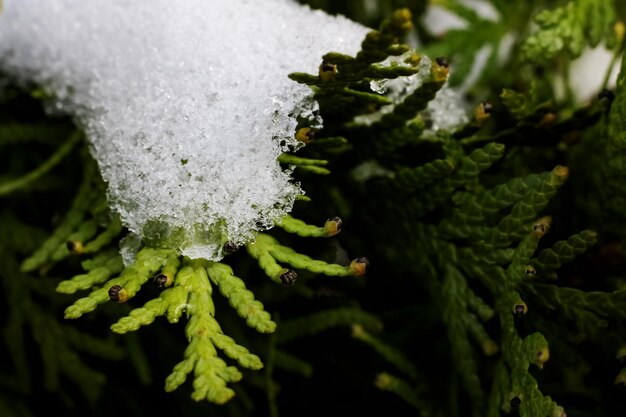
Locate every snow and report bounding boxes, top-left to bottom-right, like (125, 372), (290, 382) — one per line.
(0, 0), (368, 260)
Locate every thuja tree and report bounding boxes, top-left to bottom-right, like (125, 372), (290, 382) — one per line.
(1, 1), (626, 417)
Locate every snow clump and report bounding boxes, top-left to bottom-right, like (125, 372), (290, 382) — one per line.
(0, 0), (368, 260)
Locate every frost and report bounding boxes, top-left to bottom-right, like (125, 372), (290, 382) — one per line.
(0, 0), (368, 260)
(369, 79), (389, 94)
(424, 87), (469, 133)
(355, 55), (468, 132)
(351, 161), (394, 183)
(119, 233), (143, 267)
(353, 54), (432, 126)
(381, 55), (433, 102)
(291, 95), (324, 131)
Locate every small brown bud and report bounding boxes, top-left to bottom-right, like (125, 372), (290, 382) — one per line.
(553, 165), (569, 179)
(532, 217), (552, 237)
(404, 52), (421, 66)
(108, 285), (128, 303)
(324, 217), (342, 237)
(513, 300), (528, 317)
(349, 256), (369, 276)
(295, 127), (315, 144)
(474, 101), (492, 126)
(432, 57), (449, 82)
(66, 240), (84, 255)
(435, 57), (449, 68)
(319, 61), (338, 82)
(538, 112), (557, 126)
(278, 269), (297, 286)
(223, 241), (240, 254)
(153, 273), (173, 289)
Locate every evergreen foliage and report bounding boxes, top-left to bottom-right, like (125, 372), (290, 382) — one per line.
(2, 1), (626, 416)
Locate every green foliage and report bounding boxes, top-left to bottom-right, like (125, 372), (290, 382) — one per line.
(3, 1), (626, 416)
(277, 308), (382, 344)
(570, 50), (626, 241)
(522, 0), (619, 61)
(0, 189), (126, 409)
(0, 130), (80, 196)
(16, 173), (367, 404)
(287, 3), (626, 416)
(1, 92), (369, 410)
